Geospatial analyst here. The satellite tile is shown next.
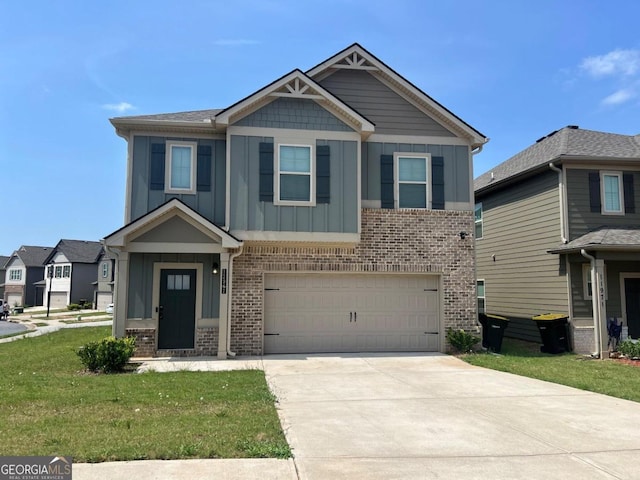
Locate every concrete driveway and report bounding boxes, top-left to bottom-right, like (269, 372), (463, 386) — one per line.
(262, 353), (640, 480)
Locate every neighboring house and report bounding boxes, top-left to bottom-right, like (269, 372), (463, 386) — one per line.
(475, 125), (640, 356)
(43, 239), (104, 308)
(4, 246), (52, 307)
(0, 255), (9, 302)
(94, 251), (115, 310)
(104, 43), (488, 358)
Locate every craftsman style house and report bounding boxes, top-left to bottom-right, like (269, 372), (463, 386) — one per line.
(104, 44), (488, 358)
(475, 126), (640, 356)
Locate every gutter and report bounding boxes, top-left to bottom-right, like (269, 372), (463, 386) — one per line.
(103, 243), (120, 338)
(580, 249), (601, 358)
(224, 245), (244, 358)
(549, 162), (568, 243)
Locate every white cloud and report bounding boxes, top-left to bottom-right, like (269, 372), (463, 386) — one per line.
(102, 102), (134, 113)
(581, 49), (640, 77)
(212, 39), (260, 46)
(601, 88), (636, 106)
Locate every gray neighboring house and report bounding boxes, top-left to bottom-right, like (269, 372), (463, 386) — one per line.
(475, 125), (640, 356)
(43, 239), (104, 308)
(0, 255), (9, 302)
(4, 246), (52, 307)
(104, 43), (488, 358)
(94, 250), (114, 310)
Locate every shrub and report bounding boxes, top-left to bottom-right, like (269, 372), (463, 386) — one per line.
(68, 304), (81, 311)
(446, 328), (480, 353)
(618, 340), (640, 359)
(77, 336), (136, 373)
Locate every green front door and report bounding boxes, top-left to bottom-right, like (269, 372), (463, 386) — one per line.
(625, 278), (640, 339)
(158, 269), (196, 349)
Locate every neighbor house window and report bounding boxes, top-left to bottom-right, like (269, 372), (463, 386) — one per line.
(63, 266), (71, 278)
(276, 144), (313, 204)
(583, 264), (608, 300)
(475, 203), (483, 239)
(102, 262), (109, 278)
(602, 172), (623, 214)
(54, 266), (62, 278)
(165, 141), (197, 194)
(396, 155), (428, 208)
(9, 269), (22, 281)
(477, 280), (486, 314)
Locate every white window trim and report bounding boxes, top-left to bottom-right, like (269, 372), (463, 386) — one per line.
(475, 202), (483, 240)
(583, 263), (608, 300)
(102, 262), (109, 278)
(165, 141), (198, 195)
(394, 153), (431, 209)
(477, 279), (486, 314)
(62, 265), (71, 278)
(274, 143), (315, 206)
(601, 171), (624, 215)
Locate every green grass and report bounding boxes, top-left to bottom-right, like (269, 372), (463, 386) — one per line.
(0, 327), (290, 462)
(463, 338), (640, 402)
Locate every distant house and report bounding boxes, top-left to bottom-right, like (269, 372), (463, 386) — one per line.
(94, 251), (114, 310)
(0, 255), (9, 302)
(4, 246), (52, 307)
(475, 126), (640, 356)
(43, 240), (104, 308)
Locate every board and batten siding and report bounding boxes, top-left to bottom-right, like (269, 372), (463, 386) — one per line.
(130, 136), (226, 225)
(566, 168), (640, 240)
(319, 69), (456, 137)
(229, 135), (358, 234)
(363, 142), (470, 205)
(476, 170), (568, 319)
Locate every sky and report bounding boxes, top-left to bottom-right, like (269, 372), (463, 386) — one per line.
(2, 0), (640, 256)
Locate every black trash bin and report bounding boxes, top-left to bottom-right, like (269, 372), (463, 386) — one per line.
(532, 314), (572, 354)
(478, 313), (509, 353)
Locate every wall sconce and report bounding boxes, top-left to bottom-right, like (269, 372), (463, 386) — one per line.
(459, 231), (468, 240)
(212, 263), (219, 275)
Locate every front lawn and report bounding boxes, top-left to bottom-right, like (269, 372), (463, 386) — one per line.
(0, 327), (290, 462)
(463, 337), (640, 402)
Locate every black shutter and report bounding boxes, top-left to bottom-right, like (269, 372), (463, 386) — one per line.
(380, 154), (394, 209)
(150, 143), (166, 190)
(431, 156), (445, 210)
(316, 145), (330, 204)
(197, 145), (212, 192)
(624, 173), (635, 213)
(589, 172), (601, 212)
(259, 142), (274, 202)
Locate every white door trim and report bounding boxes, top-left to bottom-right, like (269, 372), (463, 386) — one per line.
(620, 272), (640, 328)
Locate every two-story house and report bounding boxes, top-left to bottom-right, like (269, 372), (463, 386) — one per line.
(4, 246), (52, 307)
(475, 126), (640, 356)
(0, 255), (9, 303)
(104, 44), (488, 358)
(43, 239), (104, 308)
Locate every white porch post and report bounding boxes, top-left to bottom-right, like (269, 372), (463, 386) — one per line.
(217, 252), (230, 359)
(113, 251), (129, 338)
(594, 259), (608, 357)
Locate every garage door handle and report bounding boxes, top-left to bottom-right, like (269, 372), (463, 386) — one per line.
(354, 312), (357, 322)
(350, 312), (353, 322)
(264, 333), (280, 336)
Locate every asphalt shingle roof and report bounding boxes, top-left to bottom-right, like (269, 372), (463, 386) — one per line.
(548, 228), (640, 253)
(0, 255), (9, 269)
(475, 126), (640, 193)
(52, 240), (103, 264)
(13, 246), (53, 267)
(113, 109), (223, 123)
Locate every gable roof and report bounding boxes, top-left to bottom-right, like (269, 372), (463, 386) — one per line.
(10, 246), (53, 267)
(306, 43), (487, 148)
(45, 239), (103, 264)
(475, 126), (640, 194)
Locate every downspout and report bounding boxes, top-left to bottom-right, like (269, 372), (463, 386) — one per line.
(580, 249), (600, 358)
(549, 162), (568, 244)
(103, 243), (120, 338)
(225, 244), (244, 358)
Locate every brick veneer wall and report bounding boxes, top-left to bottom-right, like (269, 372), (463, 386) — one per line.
(127, 327), (219, 357)
(230, 208), (476, 355)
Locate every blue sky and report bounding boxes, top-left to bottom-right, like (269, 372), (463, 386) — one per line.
(2, 0), (640, 255)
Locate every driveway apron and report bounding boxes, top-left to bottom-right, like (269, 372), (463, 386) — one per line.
(262, 353), (640, 480)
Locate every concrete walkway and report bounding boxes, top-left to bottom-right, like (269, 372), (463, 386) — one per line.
(75, 352), (640, 479)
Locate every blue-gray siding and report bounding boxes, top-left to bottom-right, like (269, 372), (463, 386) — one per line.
(229, 135), (358, 233)
(130, 136), (226, 224)
(127, 253), (220, 319)
(363, 142), (470, 203)
(319, 69), (456, 136)
(234, 97), (353, 131)
(70, 263), (98, 304)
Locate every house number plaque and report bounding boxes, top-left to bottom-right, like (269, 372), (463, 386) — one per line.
(221, 268), (227, 294)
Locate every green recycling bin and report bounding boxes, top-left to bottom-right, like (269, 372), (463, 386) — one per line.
(478, 313), (509, 353)
(532, 314), (571, 354)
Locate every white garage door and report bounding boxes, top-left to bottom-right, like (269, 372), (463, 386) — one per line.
(49, 292), (68, 309)
(96, 292), (113, 310)
(264, 274), (440, 354)
(6, 294), (22, 307)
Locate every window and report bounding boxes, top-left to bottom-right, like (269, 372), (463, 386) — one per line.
(475, 203), (483, 239)
(396, 155), (428, 208)
(9, 269), (22, 281)
(583, 264), (608, 300)
(477, 280), (486, 314)
(602, 172), (623, 214)
(102, 262), (109, 278)
(276, 144), (313, 204)
(54, 266), (62, 278)
(167, 274), (191, 291)
(63, 265), (71, 278)
(165, 141), (197, 194)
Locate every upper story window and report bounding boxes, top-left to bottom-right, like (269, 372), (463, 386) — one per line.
(477, 280), (486, 314)
(276, 144), (314, 205)
(395, 154), (429, 208)
(602, 172), (623, 214)
(583, 264), (608, 300)
(475, 203), (483, 239)
(9, 269), (22, 281)
(63, 265), (71, 278)
(102, 262), (109, 278)
(54, 266), (63, 278)
(166, 141), (197, 194)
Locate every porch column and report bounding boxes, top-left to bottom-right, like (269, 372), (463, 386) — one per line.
(217, 252), (230, 359)
(113, 251), (129, 338)
(594, 259), (608, 357)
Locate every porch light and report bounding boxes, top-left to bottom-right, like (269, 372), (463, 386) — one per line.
(212, 263), (219, 275)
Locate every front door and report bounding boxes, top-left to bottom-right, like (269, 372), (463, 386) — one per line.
(158, 269), (196, 349)
(625, 278), (640, 339)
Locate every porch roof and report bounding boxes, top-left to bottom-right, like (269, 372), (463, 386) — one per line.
(548, 228), (640, 254)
